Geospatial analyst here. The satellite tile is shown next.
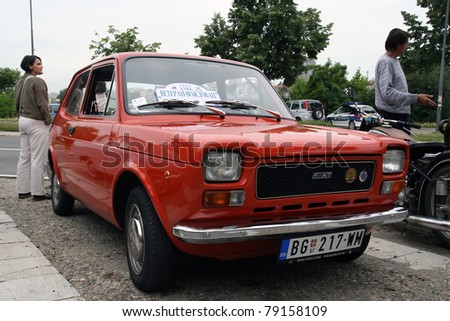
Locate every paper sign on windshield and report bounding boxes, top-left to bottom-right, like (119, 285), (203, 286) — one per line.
(155, 83), (220, 104)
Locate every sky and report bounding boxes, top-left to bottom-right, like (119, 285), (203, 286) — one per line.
(0, 0), (429, 94)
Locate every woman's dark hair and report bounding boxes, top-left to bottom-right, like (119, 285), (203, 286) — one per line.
(20, 55), (41, 72)
(385, 28), (410, 51)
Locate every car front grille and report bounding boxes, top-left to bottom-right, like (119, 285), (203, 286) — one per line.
(256, 161), (375, 199)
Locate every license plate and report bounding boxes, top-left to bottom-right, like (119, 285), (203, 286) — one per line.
(278, 229), (365, 262)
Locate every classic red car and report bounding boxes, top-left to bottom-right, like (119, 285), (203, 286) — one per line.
(49, 52), (409, 292)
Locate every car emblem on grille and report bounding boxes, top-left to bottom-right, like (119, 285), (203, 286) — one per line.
(312, 172), (332, 179)
(345, 168), (357, 183)
(359, 169), (368, 183)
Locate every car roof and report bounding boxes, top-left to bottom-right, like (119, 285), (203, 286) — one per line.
(89, 52), (259, 70)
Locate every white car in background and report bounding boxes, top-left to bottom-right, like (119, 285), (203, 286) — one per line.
(287, 99), (325, 121)
(326, 103), (380, 129)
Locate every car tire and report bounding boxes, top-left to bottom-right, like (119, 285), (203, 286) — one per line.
(348, 120), (356, 130)
(423, 165), (450, 249)
(334, 232), (371, 262)
(51, 169), (75, 216)
(312, 109), (324, 120)
(125, 186), (173, 292)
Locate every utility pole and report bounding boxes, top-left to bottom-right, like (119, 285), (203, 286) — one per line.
(436, 0), (450, 129)
(29, 0), (35, 55)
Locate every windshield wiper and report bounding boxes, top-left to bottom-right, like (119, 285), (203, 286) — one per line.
(205, 100), (281, 122)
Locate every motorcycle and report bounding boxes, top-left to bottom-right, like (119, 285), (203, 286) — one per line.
(358, 110), (450, 249)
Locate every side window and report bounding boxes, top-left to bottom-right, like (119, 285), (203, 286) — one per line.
(291, 102), (299, 110)
(82, 65), (115, 116)
(65, 72), (89, 115)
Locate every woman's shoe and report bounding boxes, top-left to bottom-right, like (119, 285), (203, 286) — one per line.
(18, 192), (31, 199)
(33, 193), (51, 201)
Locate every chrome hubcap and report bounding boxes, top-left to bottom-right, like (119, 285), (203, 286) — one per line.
(52, 173), (60, 206)
(127, 204), (144, 275)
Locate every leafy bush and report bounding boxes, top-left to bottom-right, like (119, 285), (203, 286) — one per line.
(0, 91), (15, 118)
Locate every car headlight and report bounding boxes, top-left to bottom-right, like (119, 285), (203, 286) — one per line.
(383, 149), (405, 173)
(203, 151), (242, 182)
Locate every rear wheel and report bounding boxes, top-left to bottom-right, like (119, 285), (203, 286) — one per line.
(51, 169), (75, 216)
(335, 233), (371, 262)
(125, 186), (174, 291)
(423, 165), (450, 249)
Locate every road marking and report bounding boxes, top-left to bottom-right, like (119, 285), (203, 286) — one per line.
(367, 237), (449, 271)
(0, 148), (19, 151)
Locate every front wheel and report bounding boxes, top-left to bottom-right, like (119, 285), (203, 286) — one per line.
(125, 186), (174, 292)
(423, 164), (450, 249)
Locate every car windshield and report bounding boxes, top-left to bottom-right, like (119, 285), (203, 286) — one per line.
(361, 106), (377, 113)
(124, 57), (292, 119)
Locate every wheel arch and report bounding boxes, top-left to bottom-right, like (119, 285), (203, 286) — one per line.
(47, 148), (61, 182)
(113, 171), (145, 230)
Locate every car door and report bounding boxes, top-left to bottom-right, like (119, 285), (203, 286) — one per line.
(64, 64), (118, 218)
(52, 71), (90, 197)
(331, 107), (347, 127)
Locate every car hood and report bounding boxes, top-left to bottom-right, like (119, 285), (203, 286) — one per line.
(115, 120), (408, 164)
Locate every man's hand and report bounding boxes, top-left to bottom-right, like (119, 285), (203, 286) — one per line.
(417, 94), (436, 107)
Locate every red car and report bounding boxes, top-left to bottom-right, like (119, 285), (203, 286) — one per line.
(49, 52), (409, 291)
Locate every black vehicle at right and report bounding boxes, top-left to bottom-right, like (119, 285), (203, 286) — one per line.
(360, 115), (450, 249)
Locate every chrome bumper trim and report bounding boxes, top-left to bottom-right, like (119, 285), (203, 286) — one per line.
(172, 207), (408, 244)
(406, 215), (450, 232)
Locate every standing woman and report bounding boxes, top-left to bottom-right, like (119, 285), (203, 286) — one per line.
(15, 55), (52, 201)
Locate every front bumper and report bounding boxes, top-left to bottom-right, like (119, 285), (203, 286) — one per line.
(173, 207), (408, 244)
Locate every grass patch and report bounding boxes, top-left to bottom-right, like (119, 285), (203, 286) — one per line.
(420, 122), (437, 128)
(0, 119), (18, 132)
(414, 131), (443, 142)
(303, 120), (331, 126)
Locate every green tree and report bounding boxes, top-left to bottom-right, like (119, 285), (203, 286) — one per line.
(408, 66), (450, 122)
(288, 77), (308, 100)
(195, 0), (332, 86)
(0, 91), (15, 118)
(348, 69), (375, 107)
(0, 68), (20, 118)
(194, 13), (233, 59)
(307, 61), (348, 113)
(401, 0), (450, 122)
(0, 67), (20, 92)
(401, 0), (449, 74)
(89, 25), (161, 59)
(290, 60), (348, 113)
(57, 88), (67, 102)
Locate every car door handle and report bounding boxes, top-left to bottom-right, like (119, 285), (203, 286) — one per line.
(68, 126), (75, 135)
